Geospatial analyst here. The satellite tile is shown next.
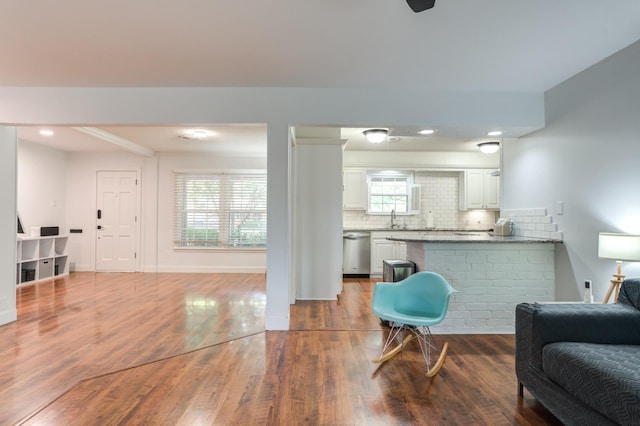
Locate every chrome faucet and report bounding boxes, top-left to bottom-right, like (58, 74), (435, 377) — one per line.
(390, 209), (397, 228)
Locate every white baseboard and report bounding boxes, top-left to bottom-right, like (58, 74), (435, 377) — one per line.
(265, 316), (290, 330)
(296, 297), (338, 301)
(71, 265), (267, 274)
(0, 308), (17, 326)
(155, 265), (267, 273)
(70, 264), (93, 272)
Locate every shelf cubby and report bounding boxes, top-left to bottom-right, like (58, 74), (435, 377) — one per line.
(16, 235), (69, 286)
(21, 239), (38, 262)
(20, 261), (37, 284)
(39, 238), (54, 258)
(54, 237), (68, 256)
(54, 256), (68, 277)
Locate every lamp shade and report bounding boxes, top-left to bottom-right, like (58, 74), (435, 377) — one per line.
(598, 233), (640, 261)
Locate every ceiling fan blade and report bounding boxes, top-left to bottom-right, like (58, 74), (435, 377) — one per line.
(406, 0), (436, 13)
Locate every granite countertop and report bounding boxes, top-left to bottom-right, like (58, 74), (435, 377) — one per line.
(343, 228), (492, 233)
(385, 231), (561, 244)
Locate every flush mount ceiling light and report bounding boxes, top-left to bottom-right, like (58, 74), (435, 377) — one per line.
(180, 129), (209, 141)
(477, 141), (500, 154)
(363, 129), (389, 144)
(39, 129), (54, 136)
(418, 129), (435, 135)
(406, 0), (436, 13)
(487, 130), (503, 136)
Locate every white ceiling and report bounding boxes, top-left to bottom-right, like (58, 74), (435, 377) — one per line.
(5, 1), (640, 154)
(17, 125), (268, 156)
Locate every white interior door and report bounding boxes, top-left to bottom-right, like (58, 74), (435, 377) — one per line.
(96, 171), (138, 272)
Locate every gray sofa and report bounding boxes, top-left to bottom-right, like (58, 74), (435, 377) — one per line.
(516, 279), (640, 425)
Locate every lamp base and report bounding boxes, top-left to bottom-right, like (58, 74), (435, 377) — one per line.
(602, 264), (625, 304)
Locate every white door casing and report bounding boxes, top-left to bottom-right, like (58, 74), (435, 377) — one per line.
(96, 171), (138, 272)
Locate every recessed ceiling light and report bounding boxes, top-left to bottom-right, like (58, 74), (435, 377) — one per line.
(39, 129), (54, 137)
(418, 129), (435, 135)
(487, 131), (502, 136)
(180, 129), (209, 141)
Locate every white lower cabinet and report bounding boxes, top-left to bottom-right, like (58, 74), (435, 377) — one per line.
(370, 232), (407, 276)
(16, 235), (69, 286)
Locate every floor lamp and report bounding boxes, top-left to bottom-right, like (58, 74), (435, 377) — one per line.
(598, 232), (640, 303)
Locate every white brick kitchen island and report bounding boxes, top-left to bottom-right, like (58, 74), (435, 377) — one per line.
(392, 235), (560, 334)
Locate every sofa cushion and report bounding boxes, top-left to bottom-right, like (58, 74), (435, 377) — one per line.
(543, 342), (640, 425)
(619, 278), (640, 310)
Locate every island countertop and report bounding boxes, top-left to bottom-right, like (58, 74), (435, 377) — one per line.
(385, 231), (562, 244)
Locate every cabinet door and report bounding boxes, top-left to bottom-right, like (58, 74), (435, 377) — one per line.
(483, 172), (500, 209)
(371, 238), (395, 275)
(465, 170), (485, 209)
(343, 169), (367, 210)
(394, 241), (407, 261)
(460, 169), (500, 210)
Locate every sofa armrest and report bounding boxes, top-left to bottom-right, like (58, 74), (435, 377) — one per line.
(516, 302), (640, 378)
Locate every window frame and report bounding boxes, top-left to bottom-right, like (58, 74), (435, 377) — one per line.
(173, 169), (267, 250)
(367, 170), (414, 215)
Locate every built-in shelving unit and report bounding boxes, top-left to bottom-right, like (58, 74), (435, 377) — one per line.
(16, 235), (69, 286)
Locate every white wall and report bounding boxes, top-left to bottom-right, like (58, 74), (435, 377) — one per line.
(0, 126), (17, 324)
(342, 151), (501, 231)
(17, 140), (67, 233)
(294, 141), (343, 300)
(503, 40), (640, 301)
(343, 150), (500, 169)
(0, 86), (545, 329)
(343, 171), (498, 231)
(155, 153), (267, 273)
(65, 151), (151, 271)
(14, 140), (267, 272)
(17, 147), (269, 273)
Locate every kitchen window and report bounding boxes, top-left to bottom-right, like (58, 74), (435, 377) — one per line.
(174, 171), (267, 248)
(368, 171), (413, 214)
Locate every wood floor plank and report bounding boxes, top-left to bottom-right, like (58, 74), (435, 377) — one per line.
(0, 273), (561, 425)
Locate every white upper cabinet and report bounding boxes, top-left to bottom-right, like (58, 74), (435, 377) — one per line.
(343, 168), (368, 210)
(483, 171), (500, 209)
(459, 169), (500, 210)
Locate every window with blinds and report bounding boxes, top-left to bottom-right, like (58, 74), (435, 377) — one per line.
(174, 172), (267, 248)
(368, 171), (413, 214)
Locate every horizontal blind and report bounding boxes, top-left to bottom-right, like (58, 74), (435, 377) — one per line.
(224, 174), (267, 247)
(369, 176), (409, 213)
(174, 172), (266, 248)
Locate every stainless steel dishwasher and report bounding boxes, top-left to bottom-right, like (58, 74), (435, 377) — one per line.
(343, 231), (371, 276)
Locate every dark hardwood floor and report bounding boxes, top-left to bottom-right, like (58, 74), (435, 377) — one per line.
(0, 273), (560, 425)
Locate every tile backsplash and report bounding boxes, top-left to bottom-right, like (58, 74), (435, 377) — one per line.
(500, 208), (563, 240)
(343, 171), (498, 230)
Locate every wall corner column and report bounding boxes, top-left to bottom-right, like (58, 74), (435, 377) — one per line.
(0, 126), (18, 325)
(265, 123), (291, 330)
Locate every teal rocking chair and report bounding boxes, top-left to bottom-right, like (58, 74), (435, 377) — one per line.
(371, 271), (458, 377)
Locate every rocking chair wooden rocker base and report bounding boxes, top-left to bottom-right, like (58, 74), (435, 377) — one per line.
(371, 271), (458, 377)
